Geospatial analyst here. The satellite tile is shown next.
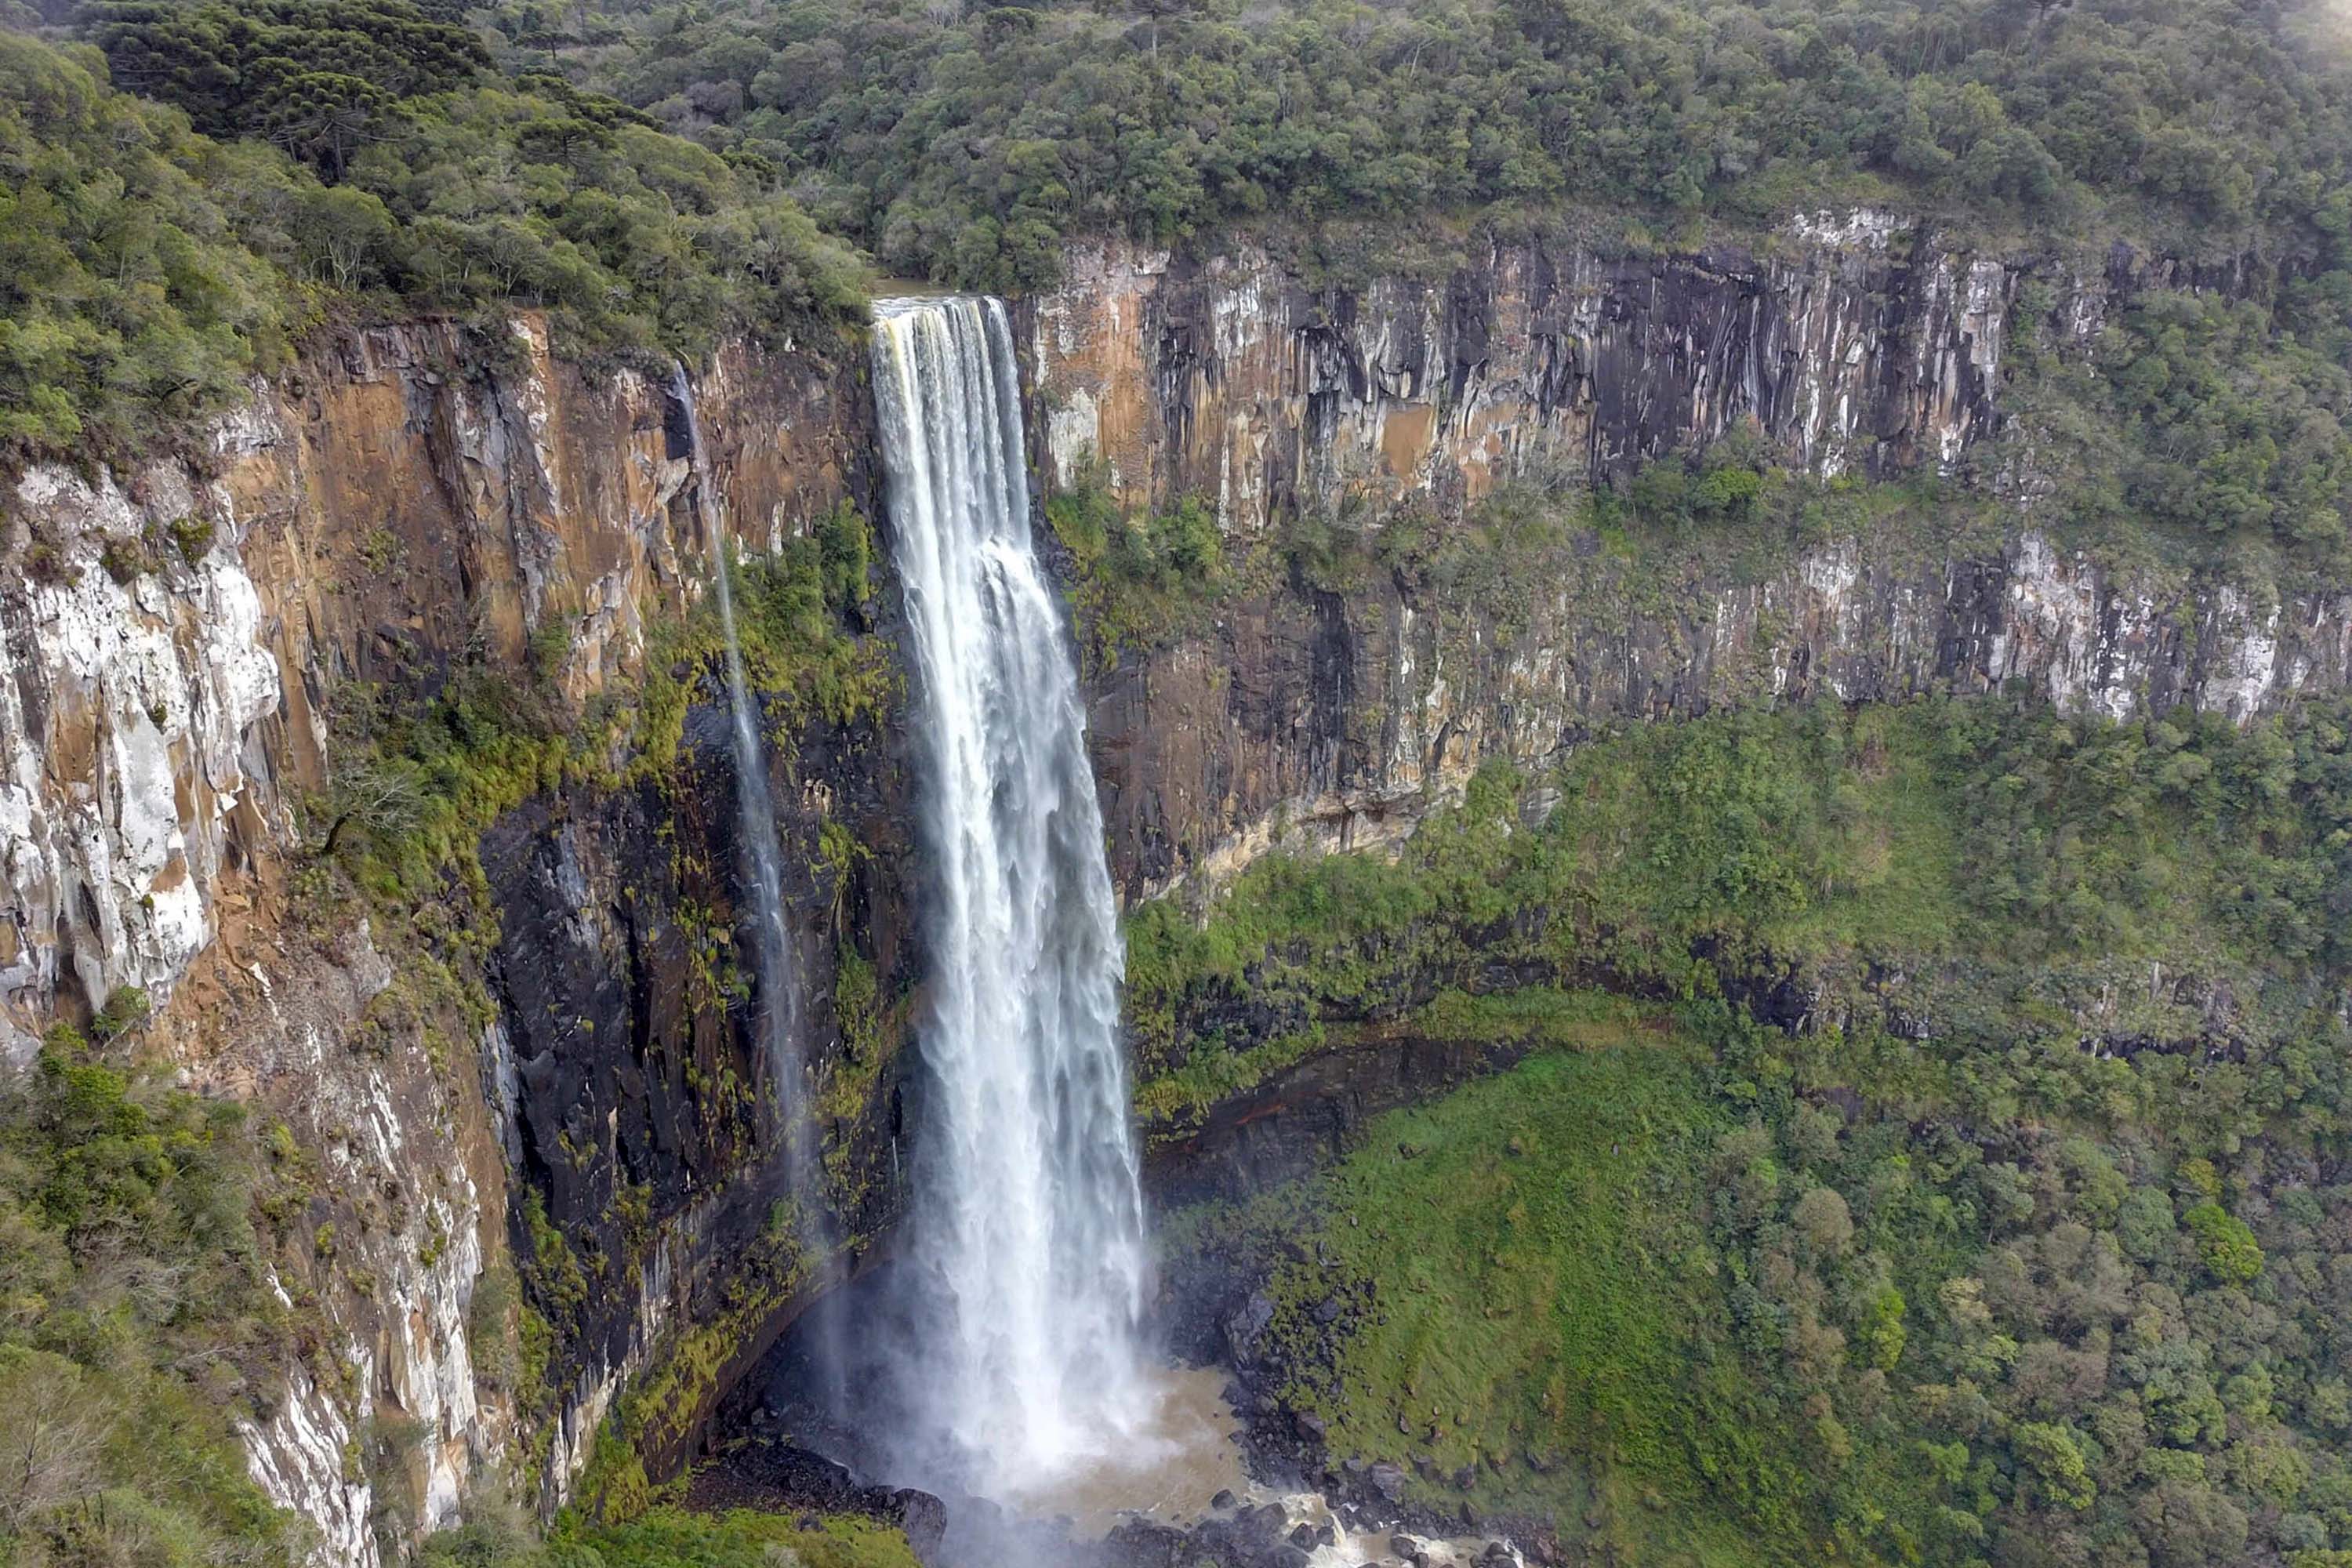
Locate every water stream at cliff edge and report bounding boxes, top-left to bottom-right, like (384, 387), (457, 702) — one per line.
(869, 296), (1151, 1502)
(670, 364), (804, 1122)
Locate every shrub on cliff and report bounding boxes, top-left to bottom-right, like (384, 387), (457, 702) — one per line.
(0, 1028), (300, 1566)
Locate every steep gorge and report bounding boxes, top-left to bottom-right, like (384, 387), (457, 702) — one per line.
(0, 214), (2329, 1560)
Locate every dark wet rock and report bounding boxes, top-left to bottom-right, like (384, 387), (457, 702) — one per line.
(1520, 1525), (1564, 1565)
(1294, 1410), (1328, 1442)
(1312, 1297), (1345, 1325)
(1367, 1462), (1408, 1503)
(1098, 1519), (1192, 1568)
(889, 1488), (949, 1558)
(1211, 1489), (1238, 1511)
(1288, 1524), (1319, 1549)
(1245, 1503), (1290, 1539)
(1224, 1293), (1276, 1362)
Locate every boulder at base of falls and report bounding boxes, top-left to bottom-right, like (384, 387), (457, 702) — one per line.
(888, 1487), (949, 1558)
(1224, 1292), (1276, 1363)
(681, 1438), (946, 1560)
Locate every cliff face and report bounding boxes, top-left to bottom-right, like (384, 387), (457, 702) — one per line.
(1082, 524), (2350, 898)
(1025, 231), (2341, 895)
(1025, 218), (2027, 529)
(0, 314), (886, 1560)
(0, 216), (2338, 1564)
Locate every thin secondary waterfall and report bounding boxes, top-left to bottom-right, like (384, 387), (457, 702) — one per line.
(669, 365), (800, 1111)
(869, 297), (1148, 1497)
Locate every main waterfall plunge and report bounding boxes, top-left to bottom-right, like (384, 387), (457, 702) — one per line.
(702, 300), (1476, 1564)
(869, 296), (1150, 1498)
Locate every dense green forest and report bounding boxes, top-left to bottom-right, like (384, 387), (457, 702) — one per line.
(0, 7), (865, 462)
(1147, 694), (2352, 1567)
(481, 0), (2352, 287)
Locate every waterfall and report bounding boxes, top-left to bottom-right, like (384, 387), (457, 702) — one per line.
(869, 297), (1147, 1497)
(668, 365), (801, 1116)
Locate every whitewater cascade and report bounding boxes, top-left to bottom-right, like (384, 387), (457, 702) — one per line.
(870, 297), (1149, 1495)
(670, 366), (801, 1111)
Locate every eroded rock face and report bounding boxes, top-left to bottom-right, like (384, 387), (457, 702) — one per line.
(1083, 522), (2352, 898)
(1025, 219), (2033, 532)
(0, 312), (875, 1559)
(480, 691), (920, 1498)
(1030, 226), (2338, 895)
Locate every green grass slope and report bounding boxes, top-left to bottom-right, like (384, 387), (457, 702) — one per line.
(1176, 988), (2352, 1567)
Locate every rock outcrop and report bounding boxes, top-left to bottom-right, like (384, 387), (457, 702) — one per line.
(1028, 229), (2339, 895)
(1, 312), (882, 1559)
(1025, 219), (2028, 529)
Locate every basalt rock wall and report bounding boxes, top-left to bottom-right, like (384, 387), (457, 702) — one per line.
(0, 313), (883, 1562)
(1025, 228), (2346, 897)
(1025, 216), (2028, 529)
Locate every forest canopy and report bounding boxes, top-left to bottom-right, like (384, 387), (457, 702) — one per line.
(0, 8), (866, 463)
(482, 0), (2352, 289)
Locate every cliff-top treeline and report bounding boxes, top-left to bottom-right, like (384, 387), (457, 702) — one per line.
(7, 0), (2352, 465)
(0, 6), (867, 464)
(487, 0), (2352, 286)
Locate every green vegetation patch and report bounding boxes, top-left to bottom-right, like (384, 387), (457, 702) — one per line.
(556, 1508), (920, 1568)
(1180, 982), (2352, 1566)
(1045, 475), (1240, 669)
(0, 1025), (302, 1566)
(1261, 1042), (1783, 1544)
(1127, 692), (2352, 1134)
(422, 1504), (920, 1568)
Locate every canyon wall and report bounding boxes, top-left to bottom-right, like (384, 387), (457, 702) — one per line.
(0, 314), (893, 1562)
(1025, 216), (2029, 527)
(1024, 230), (2343, 895)
(0, 213), (2336, 1563)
